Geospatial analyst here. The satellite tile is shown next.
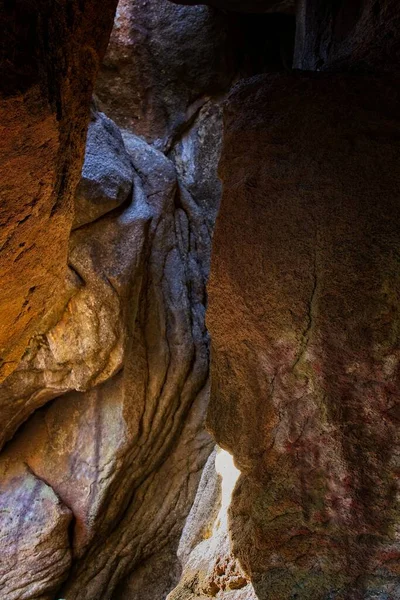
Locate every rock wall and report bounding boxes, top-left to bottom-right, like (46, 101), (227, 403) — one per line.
(95, 0), (296, 151)
(95, 0), (233, 151)
(207, 71), (400, 600)
(1, 0), (400, 599)
(0, 0), (227, 598)
(170, 0), (294, 14)
(0, 108), (215, 599)
(168, 448), (258, 600)
(0, 0), (118, 382)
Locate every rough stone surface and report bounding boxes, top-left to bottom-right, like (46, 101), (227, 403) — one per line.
(177, 449), (221, 566)
(170, 101), (223, 232)
(0, 0), (118, 382)
(0, 180), (148, 451)
(74, 110), (134, 228)
(207, 72), (400, 599)
(0, 0), (228, 590)
(0, 457), (72, 600)
(113, 546), (183, 600)
(2, 1), (400, 600)
(95, 0), (233, 150)
(59, 136), (212, 599)
(294, 0), (400, 72)
(1, 126), (215, 599)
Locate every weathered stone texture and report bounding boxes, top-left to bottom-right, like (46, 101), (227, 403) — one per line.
(0, 0), (118, 382)
(73, 110), (134, 228)
(96, 0), (233, 150)
(0, 117), (215, 599)
(170, 101), (223, 232)
(0, 130), (146, 450)
(207, 72), (400, 599)
(168, 449), (257, 600)
(5, 1), (400, 599)
(0, 0), (227, 593)
(56, 135), (212, 599)
(0, 458), (72, 600)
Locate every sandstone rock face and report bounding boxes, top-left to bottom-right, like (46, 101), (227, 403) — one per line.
(0, 113), (216, 598)
(95, 0), (233, 150)
(4, 1), (400, 599)
(0, 119), (147, 451)
(58, 134), (213, 599)
(0, 0), (227, 594)
(113, 546), (184, 600)
(207, 72), (400, 599)
(0, 189), (147, 450)
(294, 0), (400, 72)
(0, 0), (118, 382)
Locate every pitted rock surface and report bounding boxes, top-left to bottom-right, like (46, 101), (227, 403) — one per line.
(207, 72), (400, 599)
(0, 458), (72, 600)
(0, 0), (118, 381)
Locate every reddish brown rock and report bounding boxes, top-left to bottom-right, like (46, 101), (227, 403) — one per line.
(0, 172), (148, 451)
(0, 0), (117, 381)
(0, 0), (226, 587)
(207, 73), (400, 599)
